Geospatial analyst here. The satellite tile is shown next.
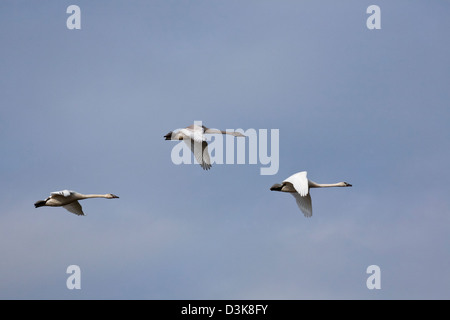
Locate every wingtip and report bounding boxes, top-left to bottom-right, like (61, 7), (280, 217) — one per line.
(201, 164), (212, 170)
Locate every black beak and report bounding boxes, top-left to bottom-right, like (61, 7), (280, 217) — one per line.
(270, 183), (283, 191)
(164, 132), (173, 140)
(34, 200), (46, 208)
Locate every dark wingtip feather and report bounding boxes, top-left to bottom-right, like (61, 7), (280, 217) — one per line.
(201, 163), (212, 170)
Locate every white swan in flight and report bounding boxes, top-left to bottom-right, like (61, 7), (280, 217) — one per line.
(34, 190), (119, 216)
(270, 171), (352, 217)
(164, 124), (245, 170)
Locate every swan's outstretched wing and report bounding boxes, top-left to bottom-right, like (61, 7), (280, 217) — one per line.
(180, 128), (205, 144)
(183, 139), (212, 170)
(62, 201), (84, 216)
(283, 171), (309, 196)
(50, 190), (73, 197)
(291, 193), (312, 217)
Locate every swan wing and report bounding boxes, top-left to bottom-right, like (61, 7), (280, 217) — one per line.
(180, 128), (205, 143)
(50, 190), (74, 197)
(183, 139), (212, 170)
(62, 201), (84, 216)
(283, 171), (309, 196)
(291, 193), (312, 217)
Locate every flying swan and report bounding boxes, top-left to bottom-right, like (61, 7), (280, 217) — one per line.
(34, 190), (119, 216)
(270, 171), (352, 217)
(164, 124), (245, 170)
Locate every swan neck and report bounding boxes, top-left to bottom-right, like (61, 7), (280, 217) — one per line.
(308, 181), (343, 188)
(204, 128), (226, 134)
(79, 194), (109, 199)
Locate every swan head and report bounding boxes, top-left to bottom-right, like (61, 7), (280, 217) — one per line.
(106, 194), (119, 199)
(270, 183), (283, 191)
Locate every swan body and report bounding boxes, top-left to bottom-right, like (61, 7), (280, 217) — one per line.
(34, 190), (119, 216)
(270, 171), (351, 217)
(164, 124), (245, 170)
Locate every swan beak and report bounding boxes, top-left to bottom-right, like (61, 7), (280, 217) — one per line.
(111, 194), (119, 198)
(270, 183), (283, 191)
(345, 183), (352, 187)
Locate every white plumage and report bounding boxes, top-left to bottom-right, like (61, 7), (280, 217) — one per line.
(164, 124), (245, 170)
(270, 171), (352, 217)
(34, 190), (119, 216)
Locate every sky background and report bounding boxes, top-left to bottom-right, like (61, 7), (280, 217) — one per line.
(1, 0), (449, 300)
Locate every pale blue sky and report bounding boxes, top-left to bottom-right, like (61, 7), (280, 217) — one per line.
(0, 1), (449, 299)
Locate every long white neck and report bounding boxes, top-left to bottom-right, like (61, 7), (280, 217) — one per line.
(308, 181), (348, 188)
(204, 128), (244, 137)
(78, 194), (110, 199)
(204, 128), (227, 134)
